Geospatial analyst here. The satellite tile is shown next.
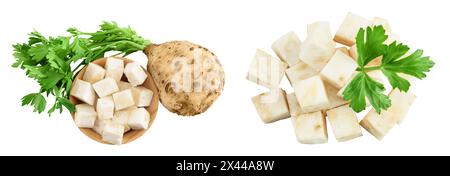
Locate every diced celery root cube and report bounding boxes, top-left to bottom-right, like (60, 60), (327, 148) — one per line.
(286, 92), (303, 117)
(360, 89), (416, 140)
(307, 21), (334, 43)
(113, 109), (131, 133)
(82, 63), (106, 83)
(93, 119), (111, 135)
(334, 12), (371, 46)
(272, 31), (302, 66)
(74, 104), (97, 128)
(128, 108), (150, 130)
(326, 105), (362, 142)
(246, 49), (287, 89)
(93, 77), (119, 97)
(285, 61), (318, 85)
(293, 76), (330, 113)
(105, 57), (124, 82)
(388, 89), (416, 124)
(124, 62), (148, 86)
(132, 87), (153, 107)
(360, 108), (397, 141)
(324, 82), (348, 110)
(96, 96), (115, 120)
(102, 123), (124, 145)
(320, 50), (358, 89)
(300, 22), (336, 71)
(117, 81), (132, 91)
(293, 111), (328, 144)
(251, 88), (290, 123)
(112, 89), (135, 111)
(70, 79), (96, 106)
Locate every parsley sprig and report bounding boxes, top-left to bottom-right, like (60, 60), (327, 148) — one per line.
(12, 21), (150, 116)
(343, 25), (434, 113)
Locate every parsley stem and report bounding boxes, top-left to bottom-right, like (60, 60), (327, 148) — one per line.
(357, 66), (381, 72)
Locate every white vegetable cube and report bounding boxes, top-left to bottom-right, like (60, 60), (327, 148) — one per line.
(326, 105), (362, 142)
(307, 21), (334, 46)
(285, 61), (318, 85)
(271, 31), (302, 66)
(82, 63), (106, 83)
(96, 96), (114, 120)
(286, 92), (302, 117)
(251, 89), (290, 123)
(102, 123), (124, 145)
(93, 119), (110, 135)
(299, 22), (336, 71)
(117, 81), (132, 91)
(320, 50), (358, 89)
(360, 89), (415, 140)
(112, 89), (135, 111)
(128, 108), (150, 130)
(388, 89), (416, 124)
(93, 77), (119, 97)
(124, 62), (148, 86)
(132, 86), (154, 107)
(299, 39), (336, 71)
(70, 79), (96, 105)
(334, 12), (371, 46)
(324, 83), (348, 110)
(293, 76), (329, 113)
(105, 57), (124, 82)
(360, 108), (397, 141)
(247, 49), (287, 89)
(113, 110), (131, 133)
(74, 104), (97, 128)
(372, 17), (392, 33)
(293, 111), (328, 144)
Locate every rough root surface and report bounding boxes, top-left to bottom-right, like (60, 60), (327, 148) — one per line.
(144, 41), (225, 116)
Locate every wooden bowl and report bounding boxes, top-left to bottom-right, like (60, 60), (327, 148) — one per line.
(69, 57), (159, 144)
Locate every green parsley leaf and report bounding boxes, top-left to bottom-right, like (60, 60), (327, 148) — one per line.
(28, 44), (48, 62)
(344, 25), (434, 113)
(38, 71), (65, 90)
(382, 49), (435, 80)
(343, 72), (391, 113)
(21, 93), (47, 113)
(356, 25), (388, 67)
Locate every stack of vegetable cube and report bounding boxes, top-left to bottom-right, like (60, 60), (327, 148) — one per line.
(248, 13), (416, 144)
(70, 57), (153, 145)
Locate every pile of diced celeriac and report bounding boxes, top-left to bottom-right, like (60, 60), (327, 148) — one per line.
(70, 57), (153, 145)
(247, 13), (416, 144)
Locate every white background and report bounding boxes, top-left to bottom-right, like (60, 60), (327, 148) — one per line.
(0, 0), (449, 156)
